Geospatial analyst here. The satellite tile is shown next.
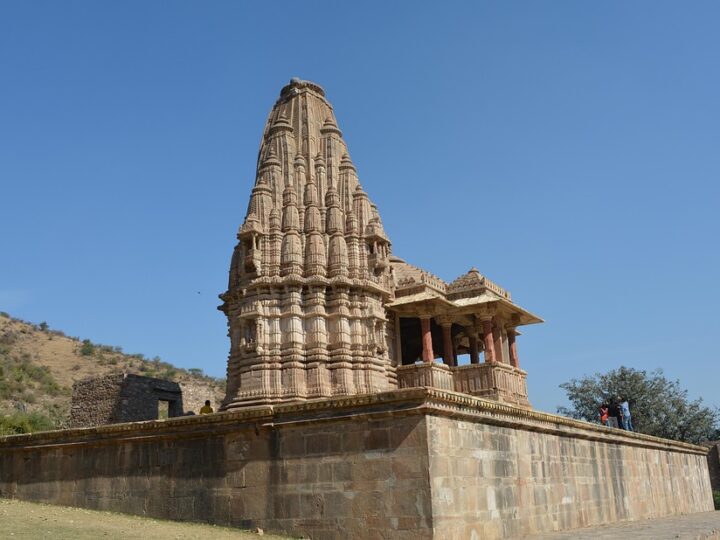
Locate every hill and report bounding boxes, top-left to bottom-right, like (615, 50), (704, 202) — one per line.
(0, 312), (225, 434)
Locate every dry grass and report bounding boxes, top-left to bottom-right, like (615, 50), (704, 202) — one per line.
(0, 498), (291, 539)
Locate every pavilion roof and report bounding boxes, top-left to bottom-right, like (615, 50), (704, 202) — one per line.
(389, 258), (543, 327)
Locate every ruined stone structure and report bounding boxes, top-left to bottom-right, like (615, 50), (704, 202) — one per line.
(177, 379), (223, 416)
(70, 373), (183, 427)
(220, 78), (540, 410)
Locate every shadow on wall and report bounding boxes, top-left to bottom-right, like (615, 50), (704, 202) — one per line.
(0, 414), (425, 531)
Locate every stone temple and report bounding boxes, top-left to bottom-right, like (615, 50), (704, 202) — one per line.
(0, 79), (714, 540)
(220, 78), (541, 411)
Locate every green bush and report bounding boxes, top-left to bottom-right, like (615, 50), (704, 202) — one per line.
(714, 490), (720, 510)
(0, 410), (56, 435)
(79, 339), (95, 356)
(0, 354), (64, 400)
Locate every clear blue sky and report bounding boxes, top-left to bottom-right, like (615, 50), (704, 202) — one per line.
(1, 2), (718, 414)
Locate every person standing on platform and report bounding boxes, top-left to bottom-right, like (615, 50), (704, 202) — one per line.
(607, 400), (621, 428)
(620, 397), (634, 431)
(599, 403), (609, 426)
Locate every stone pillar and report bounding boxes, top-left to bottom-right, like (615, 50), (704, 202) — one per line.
(421, 317), (434, 363)
(469, 334), (480, 364)
(493, 323), (504, 364)
(395, 313), (403, 365)
(441, 323), (454, 367)
(482, 319), (495, 363)
(508, 328), (519, 368)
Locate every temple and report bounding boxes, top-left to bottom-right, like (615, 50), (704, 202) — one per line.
(219, 78), (542, 410)
(1, 78), (713, 540)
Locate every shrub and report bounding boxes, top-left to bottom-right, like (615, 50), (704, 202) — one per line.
(188, 368), (204, 376)
(160, 367), (177, 379)
(37, 321), (48, 332)
(714, 490), (720, 511)
(0, 410), (56, 435)
(0, 331), (17, 346)
(79, 339), (95, 356)
(0, 312), (9, 318)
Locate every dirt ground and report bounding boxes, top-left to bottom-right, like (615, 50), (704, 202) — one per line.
(0, 498), (291, 539)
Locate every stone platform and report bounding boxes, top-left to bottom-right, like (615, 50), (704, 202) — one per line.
(0, 388), (713, 539)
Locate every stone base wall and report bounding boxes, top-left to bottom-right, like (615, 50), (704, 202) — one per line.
(0, 388), (713, 539)
(427, 415), (712, 539)
(706, 441), (720, 492)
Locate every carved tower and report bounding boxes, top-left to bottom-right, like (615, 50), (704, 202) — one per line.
(220, 79), (396, 409)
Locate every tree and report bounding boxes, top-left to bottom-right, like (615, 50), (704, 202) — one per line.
(558, 366), (718, 444)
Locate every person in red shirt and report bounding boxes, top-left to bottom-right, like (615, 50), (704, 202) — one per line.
(599, 403), (609, 426)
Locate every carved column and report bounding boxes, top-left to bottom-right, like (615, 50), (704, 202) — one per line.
(493, 323), (504, 364)
(469, 334), (480, 365)
(421, 317), (434, 363)
(482, 318), (495, 363)
(441, 323), (454, 367)
(394, 313), (403, 365)
(508, 328), (519, 368)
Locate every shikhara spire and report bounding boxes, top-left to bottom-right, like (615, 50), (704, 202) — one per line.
(220, 79), (395, 408)
(220, 79), (542, 410)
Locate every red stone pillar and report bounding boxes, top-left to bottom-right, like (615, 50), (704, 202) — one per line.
(482, 319), (495, 363)
(493, 325), (504, 364)
(508, 329), (519, 368)
(469, 334), (480, 364)
(421, 317), (434, 363)
(441, 324), (455, 366)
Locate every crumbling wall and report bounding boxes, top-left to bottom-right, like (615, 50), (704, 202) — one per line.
(69, 374), (124, 427)
(116, 374), (183, 421)
(70, 373), (183, 427)
(178, 379), (223, 415)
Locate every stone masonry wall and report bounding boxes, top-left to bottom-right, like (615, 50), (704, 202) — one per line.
(426, 414), (714, 539)
(178, 379), (224, 415)
(707, 441), (720, 492)
(0, 409), (431, 540)
(70, 374), (183, 428)
(69, 374), (125, 427)
(1, 389), (713, 539)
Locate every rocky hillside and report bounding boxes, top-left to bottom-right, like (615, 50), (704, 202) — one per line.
(0, 312), (225, 434)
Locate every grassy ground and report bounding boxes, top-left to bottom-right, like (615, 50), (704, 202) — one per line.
(0, 498), (291, 539)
